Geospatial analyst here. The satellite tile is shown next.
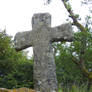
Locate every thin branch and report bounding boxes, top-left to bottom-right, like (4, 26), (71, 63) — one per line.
(72, 56), (79, 65)
(62, 0), (86, 32)
(72, 57), (89, 77)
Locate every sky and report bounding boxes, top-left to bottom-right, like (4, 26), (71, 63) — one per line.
(0, 0), (90, 57)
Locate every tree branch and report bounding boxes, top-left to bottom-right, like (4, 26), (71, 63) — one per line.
(62, 0), (86, 32)
(72, 56), (89, 77)
(62, 0), (90, 77)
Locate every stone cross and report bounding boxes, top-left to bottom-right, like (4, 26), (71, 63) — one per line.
(14, 13), (74, 92)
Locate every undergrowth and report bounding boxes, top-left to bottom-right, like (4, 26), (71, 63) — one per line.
(58, 84), (92, 92)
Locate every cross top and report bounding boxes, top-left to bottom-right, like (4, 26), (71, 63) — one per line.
(32, 13), (51, 29)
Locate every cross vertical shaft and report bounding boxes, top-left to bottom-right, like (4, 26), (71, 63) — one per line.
(32, 13), (58, 92)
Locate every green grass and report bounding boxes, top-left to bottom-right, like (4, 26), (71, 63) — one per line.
(58, 84), (92, 92)
(58, 89), (62, 92)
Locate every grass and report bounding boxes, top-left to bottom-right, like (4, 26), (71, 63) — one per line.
(58, 84), (92, 92)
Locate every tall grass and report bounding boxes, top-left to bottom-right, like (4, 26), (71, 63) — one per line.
(58, 84), (92, 92)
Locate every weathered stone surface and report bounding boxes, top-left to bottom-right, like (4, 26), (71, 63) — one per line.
(11, 87), (35, 92)
(14, 13), (74, 92)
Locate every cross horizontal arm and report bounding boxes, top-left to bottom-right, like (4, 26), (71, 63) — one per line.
(14, 31), (33, 51)
(51, 23), (74, 42)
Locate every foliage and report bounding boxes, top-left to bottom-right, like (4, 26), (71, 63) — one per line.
(0, 30), (34, 89)
(58, 84), (92, 92)
(54, 42), (87, 85)
(81, 0), (92, 5)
